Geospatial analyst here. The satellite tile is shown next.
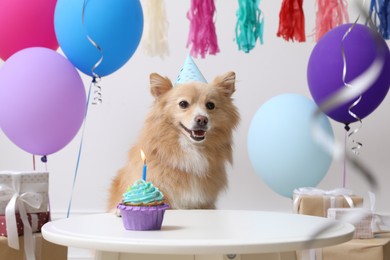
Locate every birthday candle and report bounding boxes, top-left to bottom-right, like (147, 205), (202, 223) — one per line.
(140, 150), (147, 181)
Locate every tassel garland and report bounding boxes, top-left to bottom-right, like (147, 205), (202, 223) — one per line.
(186, 0), (220, 58)
(277, 0), (306, 42)
(142, 0), (169, 58)
(235, 0), (265, 53)
(314, 0), (349, 42)
(369, 0), (390, 39)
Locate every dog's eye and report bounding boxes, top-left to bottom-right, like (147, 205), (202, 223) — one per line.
(206, 102), (215, 110)
(179, 100), (189, 109)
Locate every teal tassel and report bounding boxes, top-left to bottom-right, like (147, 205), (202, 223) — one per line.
(235, 0), (264, 53)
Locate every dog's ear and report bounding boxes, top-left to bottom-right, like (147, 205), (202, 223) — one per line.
(212, 71), (236, 97)
(150, 73), (173, 98)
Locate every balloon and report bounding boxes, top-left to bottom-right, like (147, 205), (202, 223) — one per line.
(0, 47), (86, 156)
(308, 23), (390, 124)
(247, 93), (334, 198)
(0, 0), (59, 61)
(54, 0), (144, 77)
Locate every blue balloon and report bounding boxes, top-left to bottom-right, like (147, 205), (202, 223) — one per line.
(247, 93), (334, 198)
(54, 0), (143, 77)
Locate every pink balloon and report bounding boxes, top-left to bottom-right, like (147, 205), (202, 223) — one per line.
(0, 47), (86, 156)
(0, 0), (59, 61)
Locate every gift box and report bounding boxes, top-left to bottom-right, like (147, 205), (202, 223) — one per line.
(321, 233), (390, 260)
(0, 171), (50, 260)
(0, 233), (67, 260)
(327, 208), (374, 239)
(0, 171), (49, 214)
(293, 187), (363, 217)
(0, 212), (50, 237)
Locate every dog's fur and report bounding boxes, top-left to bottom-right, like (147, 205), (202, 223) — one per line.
(108, 71), (239, 210)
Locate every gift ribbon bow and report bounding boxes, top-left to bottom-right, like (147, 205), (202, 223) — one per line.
(0, 174), (46, 260)
(368, 192), (390, 233)
(293, 187), (355, 213)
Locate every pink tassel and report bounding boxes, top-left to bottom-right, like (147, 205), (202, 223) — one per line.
(186, 0), (220, 58)
(314, 0), (349, 41)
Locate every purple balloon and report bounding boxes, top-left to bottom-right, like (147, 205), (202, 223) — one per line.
(307, 23), (390, 124)
(0, 47), (86, 155)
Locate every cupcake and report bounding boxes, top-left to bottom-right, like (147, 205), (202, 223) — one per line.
(117, 179), (169, 230)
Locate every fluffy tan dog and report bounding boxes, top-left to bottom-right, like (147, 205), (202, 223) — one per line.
(108, 71), (239, 210)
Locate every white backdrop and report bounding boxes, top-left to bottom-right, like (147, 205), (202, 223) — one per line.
(1, 1), (389, 216)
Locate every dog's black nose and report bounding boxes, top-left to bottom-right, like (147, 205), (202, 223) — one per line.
(195, 115), (208, 126)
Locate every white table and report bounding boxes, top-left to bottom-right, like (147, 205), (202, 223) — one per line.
(41, 210), (354, 260)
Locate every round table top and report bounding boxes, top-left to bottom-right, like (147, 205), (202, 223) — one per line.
(42, 210), (354, 255)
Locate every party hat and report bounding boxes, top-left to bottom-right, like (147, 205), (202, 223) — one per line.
(175, 55), (207, 85)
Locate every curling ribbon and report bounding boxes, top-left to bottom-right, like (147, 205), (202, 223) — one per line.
(235, 0), (264, 53)
(340, 22), (364, 155)
(186, 0), (220, 58)
(142, 0), (169, 58)
(369, 0), (390, 39)
(314, 0), (349, 42)
(82, 0), (103, 105)
(276, 0), (306, 42)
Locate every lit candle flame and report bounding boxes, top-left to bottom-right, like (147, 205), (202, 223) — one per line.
(140, 150), (146, 164)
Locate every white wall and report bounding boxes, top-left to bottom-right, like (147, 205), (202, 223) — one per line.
(1, 1), (389, 218)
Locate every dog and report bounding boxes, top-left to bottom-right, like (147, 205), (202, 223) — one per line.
(108, 71), (239, 210)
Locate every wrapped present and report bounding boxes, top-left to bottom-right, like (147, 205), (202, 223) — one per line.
(0, 233), (67, 260)
(0, 212), (50, 237)
(321, 233), (390, 260)
(327, 208), (374, 239)
(293, 187), (363, 217)
(0, 171), (49, 214)
(0, 171), (49, 260)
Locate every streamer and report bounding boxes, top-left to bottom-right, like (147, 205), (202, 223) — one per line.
(142, 0), (169, 58)
(186, 0), (220, 58)
(276, 0), (306, 42)
(235, 0), (264, 53)
(314, 0), (349, 41)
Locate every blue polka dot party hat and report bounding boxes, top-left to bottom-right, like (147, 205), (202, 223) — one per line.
(175, 55), (207, 85)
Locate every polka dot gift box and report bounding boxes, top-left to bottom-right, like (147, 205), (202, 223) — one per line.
(0, 171), (50, 253)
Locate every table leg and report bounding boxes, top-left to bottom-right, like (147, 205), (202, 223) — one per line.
(95, 251), (120, 260)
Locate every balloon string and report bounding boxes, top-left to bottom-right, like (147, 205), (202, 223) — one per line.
(343, 125), (348, 188)
(82, 0), (104, 105)
(32, 155), (36, 171)
(67, 81), (93, 218)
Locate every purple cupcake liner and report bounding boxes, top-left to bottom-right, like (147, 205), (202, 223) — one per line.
(117, 204), (170, 231)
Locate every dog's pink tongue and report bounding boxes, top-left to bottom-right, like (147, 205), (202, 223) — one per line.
(193, 130), (206, 137)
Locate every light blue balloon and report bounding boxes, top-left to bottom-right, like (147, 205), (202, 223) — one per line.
(54, 0), (143, 77)
(247, 93), (334, 198)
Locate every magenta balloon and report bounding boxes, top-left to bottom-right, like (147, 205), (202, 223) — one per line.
(0, 0), (59, 61)
(307, 23), (390, 124)
(0, 47), (86, 156)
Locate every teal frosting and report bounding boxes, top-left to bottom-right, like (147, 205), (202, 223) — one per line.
(123, 179), (164, 205)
